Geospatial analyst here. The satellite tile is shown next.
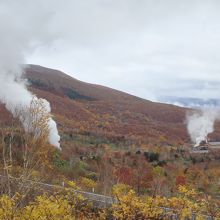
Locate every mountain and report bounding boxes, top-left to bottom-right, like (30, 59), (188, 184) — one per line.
(22, 65), (189, 149)
(0, 64), (219, 155)
(159, 96), (220, 108)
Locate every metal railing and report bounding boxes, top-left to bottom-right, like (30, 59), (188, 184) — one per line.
(0, 174), (218, 219)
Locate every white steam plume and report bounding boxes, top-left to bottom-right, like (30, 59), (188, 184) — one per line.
(0, 1), (60, 148)
(187, 108), (220, 147)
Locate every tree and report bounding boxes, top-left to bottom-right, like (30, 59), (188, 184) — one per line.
(0, 98), (56, 202)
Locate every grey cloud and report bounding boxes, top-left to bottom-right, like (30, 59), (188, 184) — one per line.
(4, 0), (219, 101)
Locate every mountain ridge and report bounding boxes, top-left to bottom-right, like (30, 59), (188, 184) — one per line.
(22, 65), (189, 148)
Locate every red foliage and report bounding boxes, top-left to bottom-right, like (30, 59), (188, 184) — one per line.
(176, 175), (186, 186)
(115, 166), (134, 186)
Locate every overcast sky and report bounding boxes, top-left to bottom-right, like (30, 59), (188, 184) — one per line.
(6, 0), (220, 102)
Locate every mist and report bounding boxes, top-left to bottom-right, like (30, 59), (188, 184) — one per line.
(187, 108), (220, 146)
(0, 1), (60, 148)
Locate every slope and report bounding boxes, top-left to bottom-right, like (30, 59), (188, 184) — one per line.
(23, 65), (189, 149)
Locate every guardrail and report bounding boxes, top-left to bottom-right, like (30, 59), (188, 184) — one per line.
(0, 175), (217, 219)
(0, 174), (114, 207)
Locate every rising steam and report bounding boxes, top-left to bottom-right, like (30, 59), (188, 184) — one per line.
(187, 108), (220, 146)
(0, 1), (60, 148)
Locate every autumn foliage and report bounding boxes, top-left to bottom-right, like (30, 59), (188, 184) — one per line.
(0, 66), (220, 219)
(0, 184), (219, 219)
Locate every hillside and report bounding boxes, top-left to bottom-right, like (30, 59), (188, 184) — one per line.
(23, 65), (189, 149)
(2, 65), (220, 150)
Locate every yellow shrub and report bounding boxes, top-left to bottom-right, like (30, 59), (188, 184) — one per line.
(80, 177), (97, 191)
(22, 195), (74, 220)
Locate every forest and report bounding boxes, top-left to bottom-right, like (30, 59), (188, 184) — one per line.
(0, 99), (219, 219)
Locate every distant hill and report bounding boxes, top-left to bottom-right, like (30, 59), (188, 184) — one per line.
(159, 96), (220, 108)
